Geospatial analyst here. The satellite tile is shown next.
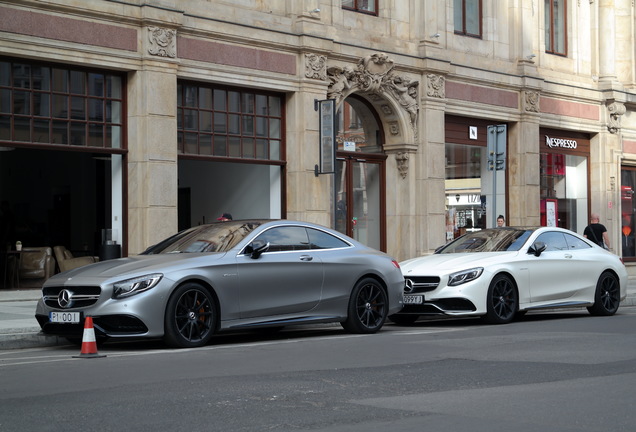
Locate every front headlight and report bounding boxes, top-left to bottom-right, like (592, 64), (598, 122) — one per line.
(448, 267), (483, 286)
(113, 274), (163, 299)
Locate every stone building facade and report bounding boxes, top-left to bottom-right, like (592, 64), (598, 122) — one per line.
(1, 0), (636, 272)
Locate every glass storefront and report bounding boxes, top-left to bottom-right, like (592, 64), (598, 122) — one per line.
(446, 143), (486, 238)
(445, 117), (506, 240)
(539, 130), (590, 233)
(621, 166), (636, 258)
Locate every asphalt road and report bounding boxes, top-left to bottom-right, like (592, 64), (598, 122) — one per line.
(2, 309), (636, 432)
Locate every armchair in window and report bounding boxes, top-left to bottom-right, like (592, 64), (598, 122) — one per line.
(53, 246), (99, 273)
(19, 247), (56, 282)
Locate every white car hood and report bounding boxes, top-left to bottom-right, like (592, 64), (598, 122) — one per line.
(401, 251), (517, 274)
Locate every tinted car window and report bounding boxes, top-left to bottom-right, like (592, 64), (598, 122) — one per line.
(307, 228), (350, 249)
(142, 221), (262, 254)
(438, 228), (533, 253)
(252, 226), (310, 252)
(564, 233), (592, 250)
(535, 232), (568, 251)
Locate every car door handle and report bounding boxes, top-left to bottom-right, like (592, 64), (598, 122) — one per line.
(564, 254), (573, 259)
(300, 255), (313, 261)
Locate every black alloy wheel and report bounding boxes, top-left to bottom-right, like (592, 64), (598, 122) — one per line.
(164, 283), (216, 348)
(341, 277), (388, 334)
(587, 272), (620, 316)
(483, 274), (518, 324)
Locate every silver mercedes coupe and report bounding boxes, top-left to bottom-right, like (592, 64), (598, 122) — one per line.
(35, 220), (404, 348)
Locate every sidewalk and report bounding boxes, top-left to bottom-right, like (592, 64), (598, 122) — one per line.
(2, 281), (636, 350)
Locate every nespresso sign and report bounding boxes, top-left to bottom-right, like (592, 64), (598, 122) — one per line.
(545, 135), (578, 149)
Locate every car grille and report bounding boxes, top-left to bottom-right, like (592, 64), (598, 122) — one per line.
(97, 315), (148, 335)
(404, 276), (440, 294)
(36, 314), (148, 336)
(42, 285), (101, 309)
(401, 298), (476, 314)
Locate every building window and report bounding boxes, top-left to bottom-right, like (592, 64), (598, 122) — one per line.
(0, 58), (124, 149)
(454, 0), (482, 38)
(342, 0), (378, 15)
(621, 166), (636, 259)
(545, 0), (566, 55)
(177, 83), (284, 161)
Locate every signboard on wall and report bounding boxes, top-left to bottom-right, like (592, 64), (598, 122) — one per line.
(316, 99), (336, 174)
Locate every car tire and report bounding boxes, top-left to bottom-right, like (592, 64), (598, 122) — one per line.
(587, 271), (620, 316)
(341, 277), (388, 334)
(164, 283), (217, 348)
(482, 274), (517, 324)
(388, 314), (419, 326)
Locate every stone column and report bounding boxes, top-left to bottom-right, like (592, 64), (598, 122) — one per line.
(508, 91), (541, 226)
(413, 81), (447, 257)
(127, 62), (179, 254)
(598, 0), (616, 82)
(285, 53), (332, 227)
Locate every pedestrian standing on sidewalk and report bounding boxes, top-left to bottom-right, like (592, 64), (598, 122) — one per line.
(584, 213), (610, 250)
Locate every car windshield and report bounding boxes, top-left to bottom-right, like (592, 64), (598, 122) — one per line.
(437, 228), (533, 253)
(141, 221), (264, 254)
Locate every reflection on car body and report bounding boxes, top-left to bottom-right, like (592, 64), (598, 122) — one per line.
(392, 227), (627, 326)
(35, 220), (404, 348)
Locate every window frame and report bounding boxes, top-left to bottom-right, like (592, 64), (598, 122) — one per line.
(454, 0), (483, 39)
(0, 57), (126, 152)
(341, 0), (379, 16)
(177, 81), (285, 164)
(545, 0), (567, 56)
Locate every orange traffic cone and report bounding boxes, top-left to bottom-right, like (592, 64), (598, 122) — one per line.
(73, 316), (106, 358)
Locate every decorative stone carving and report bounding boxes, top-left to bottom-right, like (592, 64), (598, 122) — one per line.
(147, 26), (176, 58)
(395, 152), (409, 179)
(327, 65), (354, 100)
(524, 91), (540, 113)
(381, 104), (393, 115)
(607, 101), (626, 134)
(426, 74), (445, 98)
(305, 53), (327, 80)
(327, 53), (420, 139)
(388, 121), (399, 135)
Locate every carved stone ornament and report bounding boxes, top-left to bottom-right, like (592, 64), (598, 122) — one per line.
(381, 104), (393, 115)
(388, 121), (399, 135)
(524, 91), (540, 113)
(395, 152), (409, 179)
(607, 101), (626, 134)
(305, 53), (327, 80)
(327, 53), (420, 139)
(426, 74), (445, 98)
(147, 26), (176, 58)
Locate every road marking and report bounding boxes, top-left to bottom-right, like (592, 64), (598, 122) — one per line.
(0, 326), (466, 367)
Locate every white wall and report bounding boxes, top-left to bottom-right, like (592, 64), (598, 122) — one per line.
(178, 159), (281, 226)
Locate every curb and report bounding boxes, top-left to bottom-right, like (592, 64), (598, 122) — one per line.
(0, 331), (66, 350)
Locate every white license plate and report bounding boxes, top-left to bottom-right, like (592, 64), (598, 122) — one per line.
(49, 312), (81, 324)
(403, 294), (423, 304)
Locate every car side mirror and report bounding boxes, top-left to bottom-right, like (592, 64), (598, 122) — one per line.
(528, 241), (547, 257)
(248, 241), (270, 259)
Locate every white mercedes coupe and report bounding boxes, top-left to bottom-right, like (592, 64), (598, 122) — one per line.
(391, 227), (627, 325)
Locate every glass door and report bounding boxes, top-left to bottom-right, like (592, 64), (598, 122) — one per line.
(335, 155), (384, 251)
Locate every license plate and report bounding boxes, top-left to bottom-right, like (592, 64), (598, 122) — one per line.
(49, 311), (81, 324)
(403, 294), (423, 304)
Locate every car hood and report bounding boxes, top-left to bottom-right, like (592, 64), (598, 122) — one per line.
(45, 252), (229, 284)
(401, 251), (516, 274)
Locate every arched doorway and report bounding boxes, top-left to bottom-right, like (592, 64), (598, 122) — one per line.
(335, 96), (386, 251)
